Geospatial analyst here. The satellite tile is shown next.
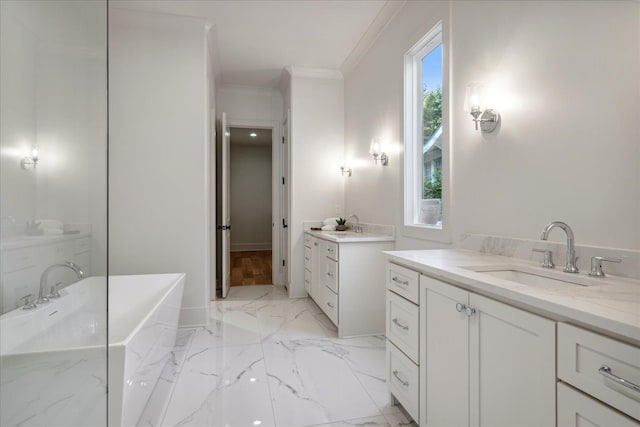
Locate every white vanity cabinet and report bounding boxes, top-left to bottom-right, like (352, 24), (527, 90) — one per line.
(304, 232), (393, 338)
(420, 273), (556, 427)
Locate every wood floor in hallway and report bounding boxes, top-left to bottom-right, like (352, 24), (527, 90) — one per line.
(230, 250), (272, 286)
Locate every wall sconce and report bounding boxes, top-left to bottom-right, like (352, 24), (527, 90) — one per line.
(340, 166), (352, 177)
(369, 138), (389, 166)
(21, 146), (39, 169)
(464, 82), (500, 133)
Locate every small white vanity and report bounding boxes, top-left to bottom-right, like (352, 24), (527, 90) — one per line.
(384, 249), (640, 426)
(304, 225), (394, 338)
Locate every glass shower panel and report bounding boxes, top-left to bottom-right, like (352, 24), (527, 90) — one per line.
(0, 1), (108, 425)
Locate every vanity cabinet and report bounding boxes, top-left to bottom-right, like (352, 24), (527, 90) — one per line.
(420, 273), (556, 427)
(304, 232), (393, 338)
(557, 323), (640, 424)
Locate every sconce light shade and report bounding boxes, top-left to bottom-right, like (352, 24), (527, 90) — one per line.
(369, 138), (389, 166)
(464, 82), (500, 133)
(464, 81), (484, 113)
(21, 147), (39, 169)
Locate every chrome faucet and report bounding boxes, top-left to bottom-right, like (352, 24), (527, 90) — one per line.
(540, 221), (579, 273)
(347, 214), (363, 233)
(37, 261), (84, 303)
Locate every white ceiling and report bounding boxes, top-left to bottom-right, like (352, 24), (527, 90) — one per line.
(110, 0), (388, 88)
(230, 127), (272, 146)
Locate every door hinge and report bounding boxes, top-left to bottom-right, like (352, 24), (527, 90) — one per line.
(282, 259), (286, 267)
(217, 225), (231, 231)
(282, 177), (285, 185)
(282, 136), (285, 144)
(282, 218), (288, 228)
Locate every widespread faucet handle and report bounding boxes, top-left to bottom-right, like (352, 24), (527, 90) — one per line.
(20, 294), (37, 310)
(532, 248), (555, 269)
(589, 256), (622, 277)
(48, 282), (63, 299)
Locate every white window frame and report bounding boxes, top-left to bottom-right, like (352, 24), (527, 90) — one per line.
(403, 21), (451, 243)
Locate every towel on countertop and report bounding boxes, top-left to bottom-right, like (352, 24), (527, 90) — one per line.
(41, 228), (64, 235)
(35, 219), (63, 231)
(322, 217), (339, 226)
(321, 224), (336, 231)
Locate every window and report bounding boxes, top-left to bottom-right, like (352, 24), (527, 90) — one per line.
(404, 22), (450, 242)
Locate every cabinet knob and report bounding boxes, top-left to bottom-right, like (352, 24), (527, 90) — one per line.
(455, 302), (466, 312)
(465, 307), (476, 317)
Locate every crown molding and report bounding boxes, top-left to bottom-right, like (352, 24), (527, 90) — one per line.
(285, 66), (343, 80)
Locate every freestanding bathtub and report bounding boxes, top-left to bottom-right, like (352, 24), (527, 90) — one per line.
(0, 273), (185, 427)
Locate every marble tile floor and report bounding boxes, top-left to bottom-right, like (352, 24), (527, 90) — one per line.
(138, 285), (415, 427)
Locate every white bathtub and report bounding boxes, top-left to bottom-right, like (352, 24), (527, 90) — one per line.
(0, 273), (185, 427)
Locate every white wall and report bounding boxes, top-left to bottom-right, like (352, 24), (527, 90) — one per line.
(217, 86), (282, 124)
(289, 69), (345, 297)
(109, 8), (210, 325)
(0, 0), (108, 274)
(230, 143), (272, 251)
(344, 0), (640, 251)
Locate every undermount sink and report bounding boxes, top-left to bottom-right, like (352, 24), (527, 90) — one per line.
(464, 265), (592, 288)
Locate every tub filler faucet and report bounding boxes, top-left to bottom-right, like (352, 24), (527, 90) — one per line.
(540, 221), (579, 273)
(38, 261), (84, 303)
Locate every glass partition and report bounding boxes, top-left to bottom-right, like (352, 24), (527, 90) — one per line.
(0, 1), (108, 425)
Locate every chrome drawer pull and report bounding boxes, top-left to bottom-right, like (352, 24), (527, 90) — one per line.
(327, 272), (333, 277)
(392, 276), (409, 287)
(326, 301), (334, 308)
(392, 370), (409, 387)
(328, 248), (335, 252)
(599, 365), (640, 393)
(392, 318), (409, 330)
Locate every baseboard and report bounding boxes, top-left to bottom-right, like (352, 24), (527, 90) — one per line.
(178, 306), (208, 327)
(230, 242), (272, 252)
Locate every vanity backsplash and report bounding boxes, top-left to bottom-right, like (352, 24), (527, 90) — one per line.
(458, 233), (640, 280)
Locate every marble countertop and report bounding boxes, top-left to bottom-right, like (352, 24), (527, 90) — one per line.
(305, 229), (395, 243)
(1, 232), (90, 250)
(384, 249), (640, 345)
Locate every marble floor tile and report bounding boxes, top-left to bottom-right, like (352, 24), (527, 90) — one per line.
(162, 344), (275, 427)
(140, 285), (409, 427)
(263, 338), (381, 426)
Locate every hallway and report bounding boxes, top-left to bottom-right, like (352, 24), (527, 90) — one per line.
(230, 251), (272, 286)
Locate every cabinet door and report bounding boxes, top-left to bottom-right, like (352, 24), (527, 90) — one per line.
(421, 275), (469, 427)
(558, 382), (639, 427)
(469, 293), (556, 427)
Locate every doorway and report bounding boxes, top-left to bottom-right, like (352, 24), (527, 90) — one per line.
(229, 127), (272, 286)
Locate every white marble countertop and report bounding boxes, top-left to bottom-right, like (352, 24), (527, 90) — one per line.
(305, 229), (395, 243)
(384, 249), (640, 345)
(1, 232), (90, 250)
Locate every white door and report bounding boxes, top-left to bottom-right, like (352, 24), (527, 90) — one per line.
(221, 112), (231, 298)
(280, 115), (290, 288)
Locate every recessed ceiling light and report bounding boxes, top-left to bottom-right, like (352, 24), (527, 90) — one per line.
(250, 132), (257, 137)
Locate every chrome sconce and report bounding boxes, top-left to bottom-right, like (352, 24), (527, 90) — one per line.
(464, 82), (500, 133)
(21, 147), (39, 169)
(340, 166), (352, 177)
(369, 138), (389, 166)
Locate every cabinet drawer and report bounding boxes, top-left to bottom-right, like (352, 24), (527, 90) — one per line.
(320, 286), (338, 326)
(324, 240), (339, 261)
(386, 291), (419, 364)
(324, 258), (338, 293)
(304, 246), (312, 270)
(558, 323), (640, 421)
(386, 263), (419, 304)
(387, 340), (419, 422)
(304, 269), (311, 294)
(558, 382), (639, 427)
(75, 237), (90, 254)
(304, 234), (312, 248)
(2, 248), (37, 273)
